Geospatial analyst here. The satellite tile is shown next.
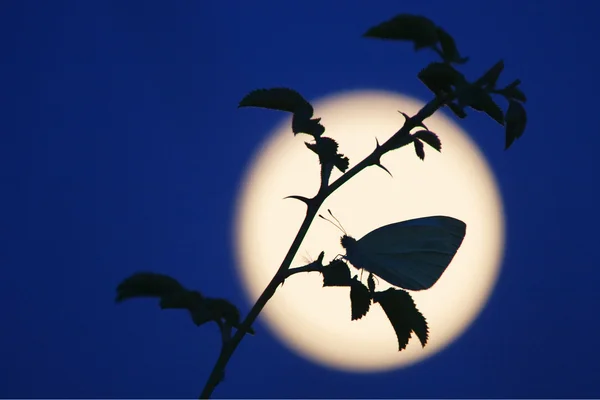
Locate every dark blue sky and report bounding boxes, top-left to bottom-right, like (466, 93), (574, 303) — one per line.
(2, 0), (599, 398)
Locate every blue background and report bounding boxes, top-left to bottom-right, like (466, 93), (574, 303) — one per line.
(2, 0), (599, 398)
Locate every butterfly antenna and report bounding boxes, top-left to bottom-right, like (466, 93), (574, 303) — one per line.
(319, 213), (346, 235)
(326, 209), (347, 235)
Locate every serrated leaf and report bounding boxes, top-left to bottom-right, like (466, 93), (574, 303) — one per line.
(436, 27), (468, 64)
(504, 100), (527, 149)
(477, 93), (505, 126)
(293, 117), (325, 137)
(373, 288), (429, 350)
(409, 305), (428, 347)
(305, 137), (349, 173)
(350, 277), (371, 321)
(413, 139), (425, 160)
(238, 88), (324, 137)
(322, 259), (352, 287)
(414, 130), (441, 151)
(363, 14), (439, 50)
(373, 289), (412, 350)
(479, 60), (504, 89)
(419, 62), (465, 95)
(334, 155), (350, 173)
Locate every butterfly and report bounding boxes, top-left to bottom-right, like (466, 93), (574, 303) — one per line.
(323, 212), (467, 291)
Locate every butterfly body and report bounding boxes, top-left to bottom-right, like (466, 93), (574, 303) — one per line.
(341, 216), (466, 291)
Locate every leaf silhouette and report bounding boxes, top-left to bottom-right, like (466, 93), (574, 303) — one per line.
(238, 88), (324, 137)
(350, 277), (372, 321)
(204, 299), (247, 334)
(504, 100), (527, 149)
(447, 102), (467, 119)
(116, 272), (202, 311)
(238, 88), (308, 113)
(479, 60), (504, 89)
(414, 130), (441, 152)
(373, 288), (429, 351)
(418, 62), (465, 96)
(322, 259), (352, 287)
(456, 84), (504, 125)
(305, 137), (350, 173)
(413, 139), (425, 160)
(436, 27), (468, 64)
(116, 272), (255, 335)
(499, 85), (527, 103)
(363, 14), (439, 50)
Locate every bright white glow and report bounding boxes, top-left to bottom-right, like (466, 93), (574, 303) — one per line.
(234, 90), (504, 372)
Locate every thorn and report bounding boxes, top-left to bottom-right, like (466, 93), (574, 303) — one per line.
(316, 251), (325, 264)
(284, 195), (310, 205)
(397, 110), (410, 122)
(398, 110), (428, 130)
(374, 161), (393, 177)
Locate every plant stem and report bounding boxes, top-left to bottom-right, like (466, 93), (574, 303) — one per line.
(199, 60), (503, 399)
(199, 203), (320, 399)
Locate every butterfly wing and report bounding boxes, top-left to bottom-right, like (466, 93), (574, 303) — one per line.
(346, 216), (466, 291)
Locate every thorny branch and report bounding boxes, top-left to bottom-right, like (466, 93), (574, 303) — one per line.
(199, 60), (504, 399)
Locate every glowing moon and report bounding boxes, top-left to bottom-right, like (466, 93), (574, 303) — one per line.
(234, 90), (504, 372)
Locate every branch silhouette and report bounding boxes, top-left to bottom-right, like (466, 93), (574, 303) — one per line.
(200, 60), (522, 399)
(114, 12), (528, 399)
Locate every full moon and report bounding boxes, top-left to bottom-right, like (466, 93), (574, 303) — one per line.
(234, 90), (504, 372)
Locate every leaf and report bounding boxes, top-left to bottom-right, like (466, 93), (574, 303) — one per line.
(479, 60), (504, 89)
(373, 288), (429, 350)
(293, 117), (325, 138)
(447, 102), (467, 119)
(115, 272), (255, 334)
(476, 93), (505, 126)
(363, 14), (439, 50)
(436, 27), (468, 64)
(116, 272), (199, 306)
(322, 259), (352, 287)
(204, 298), (243, 331)
(350, 277), (371, 321)
(413, 139), (425, 160)
(418, 62), (465, 95)
(500, 85), (527, 103)
(334, 155), (350, 173)
(414, 130), (441, 152)
(238, 88), (311, 114)
(238, 88), (324, 137)
(409, 305), (428, 348)
(456, 84), (504, 125)
(504, 100), (527, 149)
(305, 137), (350, 173)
